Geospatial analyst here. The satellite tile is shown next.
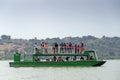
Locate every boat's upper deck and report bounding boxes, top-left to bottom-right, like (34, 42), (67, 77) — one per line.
(33, 50), (95, 56)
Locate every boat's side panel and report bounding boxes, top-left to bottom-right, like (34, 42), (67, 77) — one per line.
(9, 61), (106, 67)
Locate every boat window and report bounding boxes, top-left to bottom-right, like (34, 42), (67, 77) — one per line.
(89, 52), (95, 60)
(79, 56), (87, 60)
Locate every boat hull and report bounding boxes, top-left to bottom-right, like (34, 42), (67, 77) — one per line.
(9, 60), (106, 67)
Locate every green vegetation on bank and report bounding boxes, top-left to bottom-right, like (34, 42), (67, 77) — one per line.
(0, 35), (120, 60)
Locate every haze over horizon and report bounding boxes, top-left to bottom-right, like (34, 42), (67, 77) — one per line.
(0, 0), (120, 39)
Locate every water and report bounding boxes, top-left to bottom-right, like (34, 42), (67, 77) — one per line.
(0, 60), (120, 80)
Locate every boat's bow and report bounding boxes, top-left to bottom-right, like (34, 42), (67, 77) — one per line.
(93, 61), (106, 66)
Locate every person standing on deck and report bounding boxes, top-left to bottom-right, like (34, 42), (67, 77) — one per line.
(69, 42), (72, 53)
(44, 43), (48, 53)
(63, 43), (66, 53)
(75, 44), (77, 54)
(66, 43), (69, 53)
(34, 43), (38, 54)
(80, 42), (85, 53)
(55, 42), (58, 53)
(41, 42), (44, 53)
(60, 42), (64, 53)
(80, 47), (85, 53)
(52, 43), (55, 54)
(80, 42), (84, 47)
(77, 45), (81, 54)
(71, 43), (74, 53)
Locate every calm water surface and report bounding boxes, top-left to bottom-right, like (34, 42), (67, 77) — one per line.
(0, 60), (120, 80)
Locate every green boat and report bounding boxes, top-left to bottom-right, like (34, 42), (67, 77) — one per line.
(9, 50), (106, 67)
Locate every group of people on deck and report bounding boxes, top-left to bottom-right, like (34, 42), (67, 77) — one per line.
(52, 42), (85, 54)
(45, 56), (63, 62)
(35, 42), (85, 54)
(45, 56), (87, 62)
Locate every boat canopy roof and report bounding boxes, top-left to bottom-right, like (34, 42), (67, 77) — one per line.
(33, 50), (95, 56)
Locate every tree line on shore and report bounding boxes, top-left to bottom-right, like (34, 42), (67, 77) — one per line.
(0, 35), (120, 60)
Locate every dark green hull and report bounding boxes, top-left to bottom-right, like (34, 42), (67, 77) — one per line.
(9, 60), (106, 67)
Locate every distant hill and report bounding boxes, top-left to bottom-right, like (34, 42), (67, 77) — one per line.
(0, 35), (120, 60)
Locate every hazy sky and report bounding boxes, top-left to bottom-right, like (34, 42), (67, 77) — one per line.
(0, 0), (120, 39)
